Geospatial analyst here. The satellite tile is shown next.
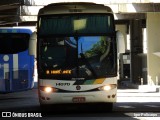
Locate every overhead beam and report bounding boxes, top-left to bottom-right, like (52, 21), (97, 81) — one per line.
(115, 13), (146, 20)
(0, 15), (37, 23)
(0, 2), (160, 26)
(21, 0), (160, 5)
(108, 3), (160, 13)
(0, 5), (19, 11)
(0, 0), (22, 5)
(20, 3), (160, 14)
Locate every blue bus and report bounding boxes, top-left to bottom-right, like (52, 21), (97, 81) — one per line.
(0, 28), (35, 93)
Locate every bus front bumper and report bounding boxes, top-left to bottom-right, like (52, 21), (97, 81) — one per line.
(39, 88), (117, 105)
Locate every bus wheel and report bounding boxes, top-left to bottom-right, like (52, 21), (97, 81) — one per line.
(96, 103), (113, 112)
(40, 104), (48, 113)
(103, 103), (113, 112)
(40, 104), (53, 113)
(40, 104), (60, 113)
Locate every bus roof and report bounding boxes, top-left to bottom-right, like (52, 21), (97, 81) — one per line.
(0, 28), (33, 34)
(38, 2), (113, 16)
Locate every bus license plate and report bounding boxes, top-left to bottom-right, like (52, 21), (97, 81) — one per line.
(72, 97), (85, 103)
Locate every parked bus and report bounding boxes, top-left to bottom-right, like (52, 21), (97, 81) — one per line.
(29, 2), (124, 111)
(0, 28), (36, 93)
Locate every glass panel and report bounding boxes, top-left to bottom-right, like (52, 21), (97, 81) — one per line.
(40, 37), (76, 70)
(0, 33), (29, 54)
(39, 36), (115, 80)
(78, 36), (114, 78)
(39, 14), (114, 35)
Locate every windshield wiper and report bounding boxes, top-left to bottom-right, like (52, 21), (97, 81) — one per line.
(80, 53), (97, 78)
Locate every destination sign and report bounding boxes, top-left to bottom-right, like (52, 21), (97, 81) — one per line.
(46, 70), (71, 75)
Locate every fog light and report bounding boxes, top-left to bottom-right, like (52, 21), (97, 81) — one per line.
(44, 87), (52, 93)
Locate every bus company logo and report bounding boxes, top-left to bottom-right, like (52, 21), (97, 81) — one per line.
(76, 85), (81, 90)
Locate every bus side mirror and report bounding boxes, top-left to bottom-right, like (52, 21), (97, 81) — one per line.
(29, 31), (37, 58)
(116, 31), (125, 53)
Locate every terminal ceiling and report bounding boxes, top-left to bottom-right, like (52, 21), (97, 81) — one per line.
(0, 0), (160, 27)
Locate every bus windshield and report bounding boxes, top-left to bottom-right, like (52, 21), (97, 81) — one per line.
(38, 13), (116, 80)
(39, 14), (114, 36)
(0, 33), (29, 54)
(39, 36), (116, 80)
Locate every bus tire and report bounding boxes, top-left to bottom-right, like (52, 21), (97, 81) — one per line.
(103, 103), (113, 112)
(97, 103), (113, 112)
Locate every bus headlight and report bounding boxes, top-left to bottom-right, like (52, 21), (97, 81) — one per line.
(98, 84), (117, 91)
(44, 87), (52, 93)
(103, 85), (112, 91)
(40, 86), (58, 93)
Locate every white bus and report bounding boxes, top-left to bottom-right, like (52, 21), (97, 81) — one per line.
(29, 2), (124, 111)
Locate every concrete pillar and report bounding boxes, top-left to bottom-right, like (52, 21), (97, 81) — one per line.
(130, 20), (143, 84)
(141, 54), (148, 84)
(116, 25), (129, 81)
(116, 25), (127, 50)
(141, 29), (148, 84)
(147, 13), (160, 85)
